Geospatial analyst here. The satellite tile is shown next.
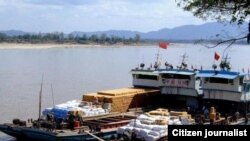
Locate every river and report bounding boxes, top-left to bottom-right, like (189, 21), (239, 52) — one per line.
(0, 43), (250, 140)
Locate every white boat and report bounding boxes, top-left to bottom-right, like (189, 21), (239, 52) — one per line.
(196, 57), (250, 115)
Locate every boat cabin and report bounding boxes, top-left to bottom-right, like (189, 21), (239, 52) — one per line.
(158, 69), (202, 97)
(131, 68), (161, 88)
(197, 70), (250, 102)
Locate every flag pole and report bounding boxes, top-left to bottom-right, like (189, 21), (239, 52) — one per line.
(38, 74), (44, 120)
(156, 45), (160, 64)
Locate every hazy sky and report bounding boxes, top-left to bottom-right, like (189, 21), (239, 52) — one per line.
(0, 0), (210, 33)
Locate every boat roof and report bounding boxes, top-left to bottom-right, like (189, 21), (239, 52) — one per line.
(130, 69), (159, 76)
(196, 70), (246, 79)
(155, 69), (196, 76)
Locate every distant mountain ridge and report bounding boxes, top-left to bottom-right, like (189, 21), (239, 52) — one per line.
(0, 30), (27, 36)
(143, 22), (247, 40)
(1, 22), (247, 40)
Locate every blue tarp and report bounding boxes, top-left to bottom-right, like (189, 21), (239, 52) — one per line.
(196, 70), (245, 79)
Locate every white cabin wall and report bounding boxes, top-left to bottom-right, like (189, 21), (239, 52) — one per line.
(161, 87), (198, 97)
(133, 79), (160, 88)
(203, 90), (241, 102)
(162, 77), (195, 89)
(240, 92), (250, 101)
(160, 75), (200, 97)
(195, 79), (203, 95)
(201, 78), (240, 92)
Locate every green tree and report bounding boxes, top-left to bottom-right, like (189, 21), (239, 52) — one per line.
(0, 32), (7, 42)
(68, 34), (74, 40)
(100, 33), (107, 44)
(176, 0), (250, 24)
(176, 0), (250, 44)
(134, 34), (141, 43)
(89, 34), (98, 42)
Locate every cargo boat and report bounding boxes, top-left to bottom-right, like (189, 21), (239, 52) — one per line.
(0, 88), (159, 141)
(131, 55), (250, 117)
(1, 53), (249, 141)
(0, 113), (136, 141)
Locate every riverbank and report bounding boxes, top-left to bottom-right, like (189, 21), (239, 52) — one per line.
(0, 43), (156, 49)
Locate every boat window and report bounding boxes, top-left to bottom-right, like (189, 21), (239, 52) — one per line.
(132, 74), (136, 78)
(239, 77), (244, 85)
(228, 79), (234, 85)
(247, 84), (250, 92)
(243, 83), (250, 92)
(204, 78), (209, 83)
(137, 75), (158, 80)
(161, 74), (190, 79)
(196, 77), (200, 80)
(209, 77), (231, 84)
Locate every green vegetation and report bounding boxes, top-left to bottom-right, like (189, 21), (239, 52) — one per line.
(0, 32), (142, 45)
(176, 0), (250, 44)
(176, 0), (250, 24)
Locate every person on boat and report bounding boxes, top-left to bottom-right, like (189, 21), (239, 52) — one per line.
(234, 111), (240, 122)
(204, 108), (209, 119)
(197, 116), (204, 125)
(93, 96), (99, 105)
(245, 117), (248, 124)
(47, 112), (54, 122)
(210, 118), (214, 125)
(68, 111), (75, 129)
(75, 111), (83, 123)
(186, 106), (191, 114)
(224, 114), (229, 125)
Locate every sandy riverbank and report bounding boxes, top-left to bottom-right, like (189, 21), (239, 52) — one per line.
(0, 43), (155, 49)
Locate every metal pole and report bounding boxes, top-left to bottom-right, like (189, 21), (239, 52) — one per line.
(38, 75), (44, 120)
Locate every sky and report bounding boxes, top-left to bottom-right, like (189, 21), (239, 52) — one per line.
(0, 0), (209, 33)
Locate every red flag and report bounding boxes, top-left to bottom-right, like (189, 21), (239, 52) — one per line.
(159, 42), (169, 49)
(214, 52), (220, 61)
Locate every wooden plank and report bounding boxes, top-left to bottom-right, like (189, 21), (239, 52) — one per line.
(101, 120), (131, 126)
(81, 112), (121, 120)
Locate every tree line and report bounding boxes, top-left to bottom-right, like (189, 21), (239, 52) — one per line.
(0, 32), (141, 45)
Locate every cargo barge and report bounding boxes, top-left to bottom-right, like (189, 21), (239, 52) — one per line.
(0, 54), (249, 141)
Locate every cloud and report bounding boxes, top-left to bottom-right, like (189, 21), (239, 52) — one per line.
(0, 0), (208, 33)
(22, 0), (100, 6)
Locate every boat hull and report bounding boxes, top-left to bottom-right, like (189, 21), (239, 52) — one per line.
(0, 124), (117, 141)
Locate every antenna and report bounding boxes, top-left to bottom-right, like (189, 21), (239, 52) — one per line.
(38, 74), (44, 120)
(156, 46), (160, 64)
(51, 84), (55, 107)
(178, 53), (188, 70)
(220, 54), (231, 71)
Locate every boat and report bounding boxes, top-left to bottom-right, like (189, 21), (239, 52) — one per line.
(1, 48), (249, 141)
(131, 54), (202, 109)
(196, 56), (250, 115)
(0, 113), (136, 141)
(0, 79), (141, 141)
(0, 87), (156, 141)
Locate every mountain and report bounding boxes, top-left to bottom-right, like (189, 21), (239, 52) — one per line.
(70, 22), (247, 40)
(142, 22), (247, 40)
(0, 30), (28, 36)
(1, 22), (247, 40)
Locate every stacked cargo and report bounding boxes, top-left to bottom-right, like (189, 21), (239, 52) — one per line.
(83, 88), (160, 112)
(42, 100), (108, 120)
(117, 108), (194, 141)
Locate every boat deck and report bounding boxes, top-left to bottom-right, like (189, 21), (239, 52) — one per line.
(80, 113), (135, 130)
